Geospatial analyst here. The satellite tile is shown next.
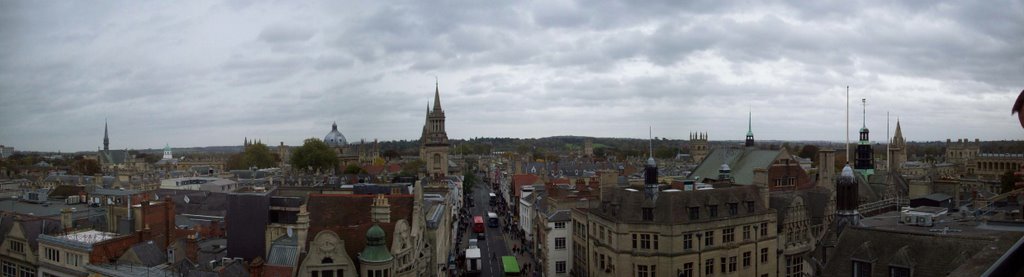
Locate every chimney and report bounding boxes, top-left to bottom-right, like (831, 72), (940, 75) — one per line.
(598, 170), (617, 203)
(817, 149), (836, 190)
(371, 194), (391, 223)
(753, 168), (769, 205)
(185, 234), (200, 263)
(60, 208), (73, 231)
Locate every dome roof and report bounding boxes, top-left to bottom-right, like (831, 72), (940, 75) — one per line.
(324, 122), (347, 147)
(359, 224), (393, 263)
(646, 156), (656, 167)
(841, 164), (855, 177)
(719, 163), (731, 172)
(367, 224), (385, 240)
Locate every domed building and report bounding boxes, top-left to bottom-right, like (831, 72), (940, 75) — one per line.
(359, 224), (394, 277)
(324, 122), (348, 147)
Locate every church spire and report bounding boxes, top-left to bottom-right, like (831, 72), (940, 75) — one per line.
(432, 80), (442, 112)
(103, 119), (110, 151)
(745, 110), (755, 147)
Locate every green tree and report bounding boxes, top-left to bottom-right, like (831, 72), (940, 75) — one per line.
(798, 145), (820, 160)
(71, 159), (101, 175)
(290, 138), (339, 173)
(400, 159), (425, 177)
(463, 171), (477, 195)
(343, 164), (366, 174)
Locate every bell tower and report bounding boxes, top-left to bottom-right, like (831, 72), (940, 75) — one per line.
(420, 81), (450, 178)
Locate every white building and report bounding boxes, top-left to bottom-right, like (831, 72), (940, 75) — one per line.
(540, 209), (572, 276)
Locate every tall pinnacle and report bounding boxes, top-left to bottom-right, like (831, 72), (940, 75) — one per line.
(433, 81), (442, 112)
(862, 98), (867, 129)
(746, 110), (753, 136)
(103, 119), (109, 151)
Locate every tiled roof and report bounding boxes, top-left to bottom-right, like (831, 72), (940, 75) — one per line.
(306, 194), (415, 266)
(126, 241), (167, 267)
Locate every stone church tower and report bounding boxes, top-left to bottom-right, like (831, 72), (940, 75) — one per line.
(690, 132), (709, 164)
(888, 119), (906, 173)
(420, 83), (450, 178)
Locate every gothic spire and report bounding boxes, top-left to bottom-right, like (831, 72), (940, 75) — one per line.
(433, 81), (442, 112)
(103, 119), (110, 151)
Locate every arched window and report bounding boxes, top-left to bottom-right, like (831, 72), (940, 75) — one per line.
(433, 154), (441, 169)
(322, 257), (334, 264)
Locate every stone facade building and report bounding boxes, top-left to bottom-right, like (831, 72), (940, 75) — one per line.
(571, 182), (778, 277)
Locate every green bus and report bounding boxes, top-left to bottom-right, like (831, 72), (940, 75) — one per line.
(501, 256), (521, 276)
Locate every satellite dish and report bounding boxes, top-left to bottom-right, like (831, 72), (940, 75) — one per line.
(184, 195), (191, 204)
(287, 227), (294, 238)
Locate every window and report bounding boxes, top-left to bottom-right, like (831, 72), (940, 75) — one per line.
(889, 266), (910, 277)
(743, 225), (751, 240)
(723, 228), (735, 243)
(705, 259), (714, 275)
(746, 201), (755, 213)
(704, 231), (714, 247)
(729, 256), (737, 272)
(3, 261), (15, 277)
(556, 261), (567, 273)
(688, 207), (700, 220)
(44, 247), (60, 263)
(709, 205), (718, 218)
(635, 233), (657, 250)
(852, 261), (872, 277)
(555, 222), (566, 229)
(760, 248), (769, 264)
(8, 241), (23, 254)
(743, 251), (751, 267)
(683, 233), (693, 250)
(760, 222), (768, 236)
(65, 252), (81, 267)
(555, 237), (566, 249)
(642, 208), (654, 221)
(681, 262), (693, 277)
(635, 264), (654, 277)
(785, 256), (804, 277)
(17, 265), (32, 277)
(728, 203), (738, 216)
(720, 257), (727, 273)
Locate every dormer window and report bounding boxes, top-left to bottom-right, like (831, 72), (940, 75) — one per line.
(688, 207), (700, 220)
(709, 205), (718, 218)
(642, 208), (654, 221)
(728, 203), (738, 216)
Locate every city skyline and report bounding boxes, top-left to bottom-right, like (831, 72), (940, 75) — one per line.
(2, 1), (1023, 152)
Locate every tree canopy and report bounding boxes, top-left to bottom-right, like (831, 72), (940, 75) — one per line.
(226, 142), (278, 170)
(290, 138), (339, 173)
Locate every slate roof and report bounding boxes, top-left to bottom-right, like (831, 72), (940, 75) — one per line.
(266, 235), (298, 266)
(19, 217), (63, 251)
(125, 241), (167, 267)
(822, 227), (1021, 277)
(769, 187), (833, 229)
(592, 185), (771, 224)
(689, 148), (787, 185)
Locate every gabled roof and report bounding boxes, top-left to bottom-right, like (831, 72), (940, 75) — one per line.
(124, 241), (167, 267)
(689, 148), (788, 185)
(822, 227), (1015, 277)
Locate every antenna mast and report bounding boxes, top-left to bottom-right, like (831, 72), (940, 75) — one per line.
(846, 86), (850, 163)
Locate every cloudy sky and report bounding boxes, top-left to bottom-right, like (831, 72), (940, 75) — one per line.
(1, 1), (1022, 152)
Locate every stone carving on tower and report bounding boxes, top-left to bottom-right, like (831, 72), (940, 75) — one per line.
(420, 82), (450, 178)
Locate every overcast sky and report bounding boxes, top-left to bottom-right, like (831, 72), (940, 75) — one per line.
(2, 1), (1022, 152)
